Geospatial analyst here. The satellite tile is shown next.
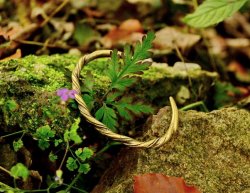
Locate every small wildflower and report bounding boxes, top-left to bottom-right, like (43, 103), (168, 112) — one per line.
(57, 88), (77, 102)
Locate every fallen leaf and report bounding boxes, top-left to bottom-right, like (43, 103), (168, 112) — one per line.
(0, 49), (22, 62)
(228, 61), (250, 83)
(134, 173), (201, 193)
(153, 27), (200, 53)
(101, 19), (144, 48)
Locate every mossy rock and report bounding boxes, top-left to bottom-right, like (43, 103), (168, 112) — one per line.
(0, 54), (217, 134)
(92, 107), (250, 193)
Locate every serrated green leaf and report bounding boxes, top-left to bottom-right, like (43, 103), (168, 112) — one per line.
(13, 139), (23, 152)
(66, 157), (78, 171)
(107, 50), (119, 82)
(126, 103), (154, 115)
(10, 163), (29, 181)
(95, 103), (118, 131)
(75, 147), (94, 161)
(114, 100), (153, 121)
(183, 0), (248, 28)
(111, 77), (136, 91)
(83, 94), (94, 111)
(78, 163), (91, 174)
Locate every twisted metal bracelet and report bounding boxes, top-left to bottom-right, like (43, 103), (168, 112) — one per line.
(72, 50), (179, 148)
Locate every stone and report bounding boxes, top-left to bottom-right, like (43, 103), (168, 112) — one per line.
(92, 107), (250, 193)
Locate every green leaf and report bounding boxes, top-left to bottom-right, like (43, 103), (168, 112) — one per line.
(111, 77), (137, 91)
(183, 0), (248, 28)
(107, 50), (119, 82)
(78, 163), (91, 174)
(95, 103), (118, 131)
(66, 157), (78, 171)
(13, 139), (23, 152)
(114, 99), (154, 121)
(73, 23), (100, 46)
(49, 152), (58, 162)
(83, 94), (94, 111)
(64, 118), (82, 144)
(75, 147), (94, 161)
(36, 125), (55, 139)
(10, 163), (29, 181)
(54, 139), (63, 147)
(35, 125), (55, 150)
(38, 140), (50, 150)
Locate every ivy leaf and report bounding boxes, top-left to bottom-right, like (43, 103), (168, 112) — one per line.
(75, 147), (94, 162)
(10, 163), (29, 181)
(64, 118), (82, 144)
(78, 163), (91, 174)
(183, 0), (248, 28)
(95, 103), (118, 131)
(13, 139), (23, 152)
(66, 157), (78, 171)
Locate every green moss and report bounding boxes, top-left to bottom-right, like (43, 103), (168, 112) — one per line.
(0, 54), (217, 135)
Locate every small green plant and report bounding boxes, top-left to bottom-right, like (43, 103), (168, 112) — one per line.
(66, 147), (93, 174)
(83, 32), (155, 131)
(183, 0), (248, 28)
(35, 125), (56, 150)
(10, 163), (29, 181)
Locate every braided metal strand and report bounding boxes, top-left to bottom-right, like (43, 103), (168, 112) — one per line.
(72, 50), (179, 148)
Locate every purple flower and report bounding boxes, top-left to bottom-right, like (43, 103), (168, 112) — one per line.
(57, 88), (77, 102)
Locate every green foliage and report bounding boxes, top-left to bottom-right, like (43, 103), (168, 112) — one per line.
(10, 163), (29, 181)
(13, 139), (23, 152)
(75, 147), (94, 162)
(66, 157), (78, 171)
(95, 103), (118, 131)
(183, 0), (248, 28)
(64, 118), (82, 144)
(35, 125), (55, 150)
(66, 147), (93, 174)
(214, 81), (241, 108)
(83, 32), (155, 131)
(49, 152), (58, 162)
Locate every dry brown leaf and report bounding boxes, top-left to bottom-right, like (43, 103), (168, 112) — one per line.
(153, 27), (200, 52)
(101, 19), (143, 48)
(0, 49), (22, 62)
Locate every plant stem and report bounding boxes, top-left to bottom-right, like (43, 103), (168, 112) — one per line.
(192, 0), (198, 9)
(180, 101), (208, 112)
(0, 166), (11, 176)
(64, 172), (82, 192)
(40, 0), (69, 27)
(0, 130), (26, 138)
(58, 142), (69, 170)
(94, 141), (121, 158)
(62, 183), (88, 193)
